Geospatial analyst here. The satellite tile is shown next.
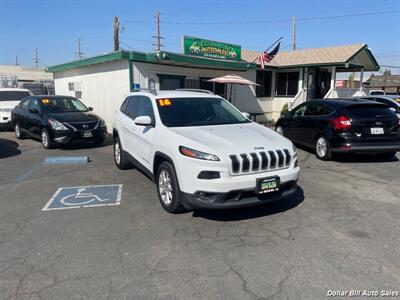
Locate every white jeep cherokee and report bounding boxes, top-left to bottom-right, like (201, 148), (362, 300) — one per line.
(113, 89), (300, 213)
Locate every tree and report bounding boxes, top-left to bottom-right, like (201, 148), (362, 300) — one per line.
(383, 69), (391, 76)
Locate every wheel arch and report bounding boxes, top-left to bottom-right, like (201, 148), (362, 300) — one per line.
(153, 151), (174, 177)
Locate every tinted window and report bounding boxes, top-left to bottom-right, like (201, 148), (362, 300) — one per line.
(120, 97), (130, 113)
(345, 106), (395, 118)
(305, 103), (334, 116)
(293, 104), (306, 117)
(21, 99), (31, 110)
(138, 97), (155, 121)
(41, 97), (88, 113)
(125, 96), (143, 119)
(156, 97), (249, 127)
(0, 91), (31, 101)
(29, 99), (41, 113)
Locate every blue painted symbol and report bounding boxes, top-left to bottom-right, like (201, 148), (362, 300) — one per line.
(132, 83), (141, 90)
(42, 184), (122, 211)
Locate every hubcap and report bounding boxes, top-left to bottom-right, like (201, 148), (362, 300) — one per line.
(276, 126), (284, 135)
(114, 142), (121, 164)
(42, 131), (48, 147)
(158, 169), (173, 205)
(15, 124), (20, 137)
(316, 137), (328, 157)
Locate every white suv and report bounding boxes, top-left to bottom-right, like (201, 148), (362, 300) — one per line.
(113, 89), (300, 213)
(0, 88), (33, 128)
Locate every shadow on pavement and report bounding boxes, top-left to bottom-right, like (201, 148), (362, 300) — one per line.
(0, 139), (21, 159)
(192, 186), (304, 221)
(58, 134), (113, 150)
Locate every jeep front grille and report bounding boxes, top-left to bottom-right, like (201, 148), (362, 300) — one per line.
(229, 149), (291, 175)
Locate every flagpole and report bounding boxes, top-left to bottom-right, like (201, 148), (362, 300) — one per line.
(248, 36), (283, 65)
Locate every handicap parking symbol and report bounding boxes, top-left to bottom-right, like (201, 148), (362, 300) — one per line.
(42, 184), (122, 211)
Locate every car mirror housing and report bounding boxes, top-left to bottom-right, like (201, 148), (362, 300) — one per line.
(134, 116), (153, 126)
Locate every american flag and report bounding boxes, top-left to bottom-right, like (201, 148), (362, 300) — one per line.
(258, 42), (280, 69)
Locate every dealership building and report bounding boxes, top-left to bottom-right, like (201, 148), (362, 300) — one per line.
(48, 37), (379, 129)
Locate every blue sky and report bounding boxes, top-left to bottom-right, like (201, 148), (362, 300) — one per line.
(1, 0), (399, 74)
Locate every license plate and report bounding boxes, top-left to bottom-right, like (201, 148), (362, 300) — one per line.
(256, 176), (280, 194)
(82, 130), (93, 138)
(370, 127), (384, 135)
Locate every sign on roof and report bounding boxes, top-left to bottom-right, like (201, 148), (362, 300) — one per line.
(183, 36), (241, 61)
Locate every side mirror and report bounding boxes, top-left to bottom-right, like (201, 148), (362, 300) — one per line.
(30, 108), (39, 114)
(88, 107), (93, 111)
(134, 115), (153, 126)
(241, 112), (250, 119)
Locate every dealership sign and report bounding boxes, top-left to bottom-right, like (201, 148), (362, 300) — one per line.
(183, 36), (241, 61)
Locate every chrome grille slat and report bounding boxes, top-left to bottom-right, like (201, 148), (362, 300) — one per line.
(229, 149), (291, 176)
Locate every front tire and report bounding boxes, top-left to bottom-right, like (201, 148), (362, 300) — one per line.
(275, 125), (284, 136)
(15, 123), (25, 139)
(41, 129), (53, 149)
(156, 161), (183, 213)
(315, 135), (332, 160)
(113, 137), (131, 169)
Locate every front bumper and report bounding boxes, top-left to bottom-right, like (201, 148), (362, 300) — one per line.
(181, 180), (298, 209)
(0, 111), (12, 127)
(50, 127), (107, 145)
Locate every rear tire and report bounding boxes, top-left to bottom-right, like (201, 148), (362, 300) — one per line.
(315, 135), (332, 160)
(114, 137), (131, 169)
(41, 129), (53, 149)
(156, 161), (184, 213)
(15, 123), (25, 139)
(376, 151), (396, 160)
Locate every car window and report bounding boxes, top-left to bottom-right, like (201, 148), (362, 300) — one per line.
(21, 99), (31, 110)
(0, 91), (31, 101)
(293, 104), (306, 117)
(125, 96), (143, 119)
(137, 97), (155, 121)
(120, 97), (130, 113)
(375, 98), (394, 108)
(29, 99), (41, 113)
(304, 103), (320, 116)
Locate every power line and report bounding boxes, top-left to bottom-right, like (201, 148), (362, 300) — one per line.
(123, 9), (400, 25)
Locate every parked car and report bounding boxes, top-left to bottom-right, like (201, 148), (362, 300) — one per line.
(275, 99), (400, 160)
(11, 95), (107, 148)
(0, 88), (33, 129)
(369, 90), (385, 95)
(112, 89), (300, 213)
(358, 95), (400, 118)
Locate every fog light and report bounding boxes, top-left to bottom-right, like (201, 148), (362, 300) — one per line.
(197, 171), (220, 179)
(54, 136), (67, 142)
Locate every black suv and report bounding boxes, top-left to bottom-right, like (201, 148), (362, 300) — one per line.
(12, 95), (107, 148)
(275, 99), (400, 160)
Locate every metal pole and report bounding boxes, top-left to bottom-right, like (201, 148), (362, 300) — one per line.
(292, 16), (296, 51)
(114, 16), (120, 51)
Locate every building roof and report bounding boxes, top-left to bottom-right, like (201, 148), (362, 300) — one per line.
(242, 44), (379, 71)
(0, 65), (53, 81)
(47, 50), (257, 73)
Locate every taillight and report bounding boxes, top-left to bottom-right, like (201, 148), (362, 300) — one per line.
(330, 115), (351, 130)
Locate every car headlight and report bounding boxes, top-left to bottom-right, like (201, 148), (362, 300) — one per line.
(292, 143), (297, 155)
(48, 118), (68, 131)
(179, 146), (220, 161)
(100, 119), (106, 127)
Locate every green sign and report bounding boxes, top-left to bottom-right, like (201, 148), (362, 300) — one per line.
(183, 36), (241, 61)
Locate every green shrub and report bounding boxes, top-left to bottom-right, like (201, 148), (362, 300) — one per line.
(281, 103), (289, 116)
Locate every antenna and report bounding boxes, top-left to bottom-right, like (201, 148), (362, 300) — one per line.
(75, 38), (84, 60)
(33, 48), (40, 67)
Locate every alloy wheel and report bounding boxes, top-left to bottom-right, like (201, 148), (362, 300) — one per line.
(42, 131), (49, 148)
(316, 137), (328, 158)
(276, 126), (284, 135)
(114, 142), (121, 165)
(15, 124), (21, 138)
(158, 169), (173, 206)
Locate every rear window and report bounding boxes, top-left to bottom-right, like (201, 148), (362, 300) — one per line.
(0, 91), (31, 101)
(345, 105), (395, 118)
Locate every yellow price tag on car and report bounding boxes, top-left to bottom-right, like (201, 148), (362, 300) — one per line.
(42, 98), (50, 104)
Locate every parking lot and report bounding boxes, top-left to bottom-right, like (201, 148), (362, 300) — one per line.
(0, 131), (399, 300)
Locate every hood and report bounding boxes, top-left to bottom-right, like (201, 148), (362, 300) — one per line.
(169, 122), (292, 156)
(46, 111), (100, 123)
(0, 101), (21, 109)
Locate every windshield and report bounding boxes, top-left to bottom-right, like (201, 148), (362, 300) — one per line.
(41, 97), (88, 113)
(156, 97), (249, 127)
(0, 91), (31, 101)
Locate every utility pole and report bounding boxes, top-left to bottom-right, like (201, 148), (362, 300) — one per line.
(292, 16), (296, 51)
(15, 55), (19, 66)
(113, 16), (119, 51)
(75, 38), (84, 60)
(152, 11), (164, 51)
(33, 48), (40, 68)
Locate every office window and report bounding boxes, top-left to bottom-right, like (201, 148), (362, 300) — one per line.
(276, 72), (299, 96)
(256, 71), (272, 97)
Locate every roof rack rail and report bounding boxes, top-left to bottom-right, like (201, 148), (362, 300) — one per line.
(131, 88), (157, 95)
(175, 88), (214, 95)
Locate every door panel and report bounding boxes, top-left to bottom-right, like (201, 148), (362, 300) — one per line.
(28, 99), (42, 137)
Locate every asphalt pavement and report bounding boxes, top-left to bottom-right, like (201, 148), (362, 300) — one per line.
(0, 131), (399, 300)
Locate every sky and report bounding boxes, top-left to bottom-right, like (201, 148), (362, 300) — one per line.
(0, 0), (399, 76)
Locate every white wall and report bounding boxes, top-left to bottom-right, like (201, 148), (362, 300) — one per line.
(53, 60), (130, 130)
(132, 62), (264, 114)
